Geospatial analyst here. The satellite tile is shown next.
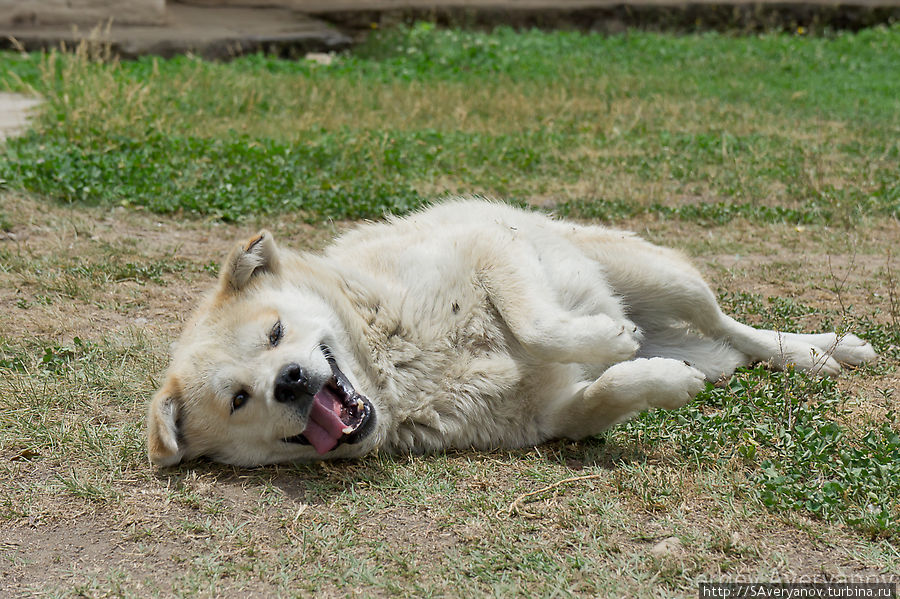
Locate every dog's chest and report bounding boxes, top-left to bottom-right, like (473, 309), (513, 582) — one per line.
(334, 230), (549, 451)
(359, 275), (534, 452)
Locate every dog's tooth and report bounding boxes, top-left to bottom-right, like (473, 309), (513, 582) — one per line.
(342, 425), (355, 434)
(356, 398), (364, 410)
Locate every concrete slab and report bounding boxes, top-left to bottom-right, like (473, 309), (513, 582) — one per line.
(0, 93), (42, 142)
(0, 4), (352, 60)
(0, 0), (897, 60)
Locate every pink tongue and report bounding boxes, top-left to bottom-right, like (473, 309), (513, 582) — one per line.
(302, 387), (347, 455)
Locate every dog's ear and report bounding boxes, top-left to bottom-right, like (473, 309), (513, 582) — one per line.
(219, 230), (280, 294)
(147, 379), (187, 467)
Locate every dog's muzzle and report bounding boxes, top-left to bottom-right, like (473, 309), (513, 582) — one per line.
(281, 349), (375, 454)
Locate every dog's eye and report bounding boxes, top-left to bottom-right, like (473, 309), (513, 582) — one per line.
(268, 320), (283, 348)
(232, 390), (250, 413)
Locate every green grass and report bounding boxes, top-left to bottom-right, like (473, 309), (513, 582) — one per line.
(618, 367), (900, 538)
(1, 333), (152, 506)
(1, 24), (898, 222)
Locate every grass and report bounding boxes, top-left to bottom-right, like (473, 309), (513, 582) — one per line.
(0, 23), (898, 597)
(0, 24), (898, 221)
(618, 366), (900, 537)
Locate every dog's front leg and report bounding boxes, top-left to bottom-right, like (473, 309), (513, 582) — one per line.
(477, 252), (639, 365)
(543, 358), (706, 440)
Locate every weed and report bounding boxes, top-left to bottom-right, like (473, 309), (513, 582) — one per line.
(0, 345), (26, 371)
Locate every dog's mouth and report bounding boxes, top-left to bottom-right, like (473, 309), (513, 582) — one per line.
(282, 350), (375, 454)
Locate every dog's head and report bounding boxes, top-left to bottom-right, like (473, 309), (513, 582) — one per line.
(147, 232), (378, 467)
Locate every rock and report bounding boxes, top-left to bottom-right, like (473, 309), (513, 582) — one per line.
(650, 536), (683, 557)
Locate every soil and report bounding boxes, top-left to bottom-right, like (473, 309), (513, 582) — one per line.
(2, 188), (898, 594)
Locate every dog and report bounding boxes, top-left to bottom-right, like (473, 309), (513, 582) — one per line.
(147, 199), (877, 467)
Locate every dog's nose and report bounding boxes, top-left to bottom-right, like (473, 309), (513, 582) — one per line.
(274, 363), (314, 404)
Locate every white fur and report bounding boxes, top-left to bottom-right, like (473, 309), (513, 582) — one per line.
(147, 199), (877, 466)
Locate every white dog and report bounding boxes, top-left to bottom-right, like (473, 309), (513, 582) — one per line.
(147, 200), (877, 467)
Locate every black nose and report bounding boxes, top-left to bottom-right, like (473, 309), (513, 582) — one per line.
(274, 363), (314, 404)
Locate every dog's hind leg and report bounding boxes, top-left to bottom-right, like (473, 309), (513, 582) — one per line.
(544, 358), (707, 439)
(771, 331), (877, 366)
(634, 323), (874, 379)
(704, 317), (877, 375)
(622, 268), (849, 376)
(630, 282), (874, 376)
(635, 326), (749, 381)
(564, 228), (877, 376)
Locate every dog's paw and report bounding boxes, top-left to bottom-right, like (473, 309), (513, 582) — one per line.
(643, 358), (707, 410)
(605, 322), (641, 362)
(774, 340), (842, 376)
(830, 333), (878, 366)
(600, 357), (705, 411)
(568, 315), (640, 364)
